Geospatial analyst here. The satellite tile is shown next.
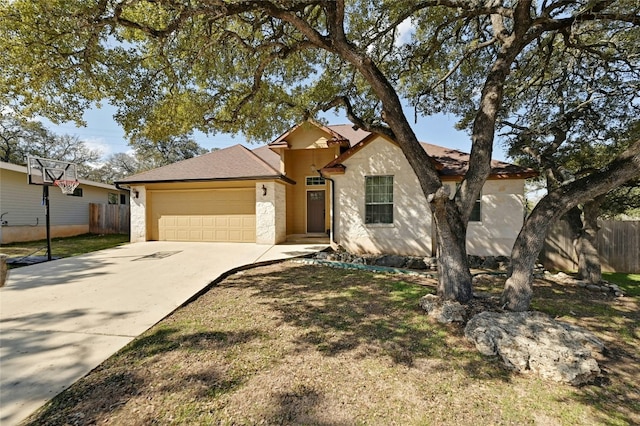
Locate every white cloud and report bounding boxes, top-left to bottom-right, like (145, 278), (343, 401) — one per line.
(395, 17), (415, 47)
(83, 137), (111, 158)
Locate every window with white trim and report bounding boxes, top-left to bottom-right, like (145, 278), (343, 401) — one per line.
(456, 183), (481, 222)
(470, 196), (481, 222)
(306, 176), (326, 186)
(365, 175), (394, 224)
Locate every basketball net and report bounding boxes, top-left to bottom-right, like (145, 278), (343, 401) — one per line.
(54, 179), (80, 195)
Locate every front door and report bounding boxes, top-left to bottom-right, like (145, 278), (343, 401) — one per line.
(306, 190), (325, 233)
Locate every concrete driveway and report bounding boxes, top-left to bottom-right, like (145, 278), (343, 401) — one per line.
(0, 241), (327, 425)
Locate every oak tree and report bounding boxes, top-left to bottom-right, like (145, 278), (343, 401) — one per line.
(2, 0), (638, 309)
(498, 33), (640, 288)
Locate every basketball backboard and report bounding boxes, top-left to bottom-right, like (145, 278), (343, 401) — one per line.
(27, 156), (78, 186)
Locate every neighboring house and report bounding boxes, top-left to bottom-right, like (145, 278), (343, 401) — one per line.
(116, 121), (536, 257)
(0, 161), (129, 244)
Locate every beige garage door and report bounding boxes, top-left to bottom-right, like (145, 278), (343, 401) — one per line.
(149, 189), (256, 242)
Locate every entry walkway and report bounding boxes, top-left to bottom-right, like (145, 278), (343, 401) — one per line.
(0, 241), (327, 425)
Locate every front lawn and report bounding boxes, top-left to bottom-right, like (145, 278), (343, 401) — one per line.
(603, 272), (640, 297)
(23, 262), (640, 425)
(0, 233), (129, 266)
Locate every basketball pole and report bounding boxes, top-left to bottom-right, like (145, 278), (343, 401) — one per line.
(43, 185), (52, 261)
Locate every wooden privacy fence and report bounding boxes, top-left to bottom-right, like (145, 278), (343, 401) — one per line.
(542, 220), (640, 273)
(89, 203), (130, 235)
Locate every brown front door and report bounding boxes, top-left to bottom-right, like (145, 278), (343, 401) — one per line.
(306, 190), (325, 233)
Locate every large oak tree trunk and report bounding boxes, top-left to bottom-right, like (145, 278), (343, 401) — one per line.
(503, 139), (640, 311)
(502, 203), (553, 311)
(430, 188), (473, 302)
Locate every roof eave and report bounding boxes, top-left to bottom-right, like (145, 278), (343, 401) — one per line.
(327, 138), (350, 148)
(115, 175), (296, 186)
(488, 171), (539, 179)
(320, 165), (346, 175)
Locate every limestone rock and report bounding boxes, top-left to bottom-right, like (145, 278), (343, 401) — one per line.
(405, 257), (427, 270)
(374, 254), (406, 268)
(464, 311), (604, 385)
(419, 294), (465, 323)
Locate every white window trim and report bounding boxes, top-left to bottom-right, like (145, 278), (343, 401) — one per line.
(305, 176), (326, 186)
(365, 175), (394, 225)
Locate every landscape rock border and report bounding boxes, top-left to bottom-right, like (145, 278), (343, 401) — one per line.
(544, 271), (625, 297)
(315, 250), (519, 272)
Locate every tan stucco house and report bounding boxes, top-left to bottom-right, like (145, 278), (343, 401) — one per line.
(116, 121), (536, 257)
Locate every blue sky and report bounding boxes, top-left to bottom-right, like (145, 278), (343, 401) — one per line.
(43, 103), (509, 163)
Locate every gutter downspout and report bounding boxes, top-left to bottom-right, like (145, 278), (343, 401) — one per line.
(317, 169), (336, 246)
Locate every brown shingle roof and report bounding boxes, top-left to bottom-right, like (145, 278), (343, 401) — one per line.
(116, 144), (285, 184)
(326, 124), (371, 147)
(321, 133), (537, 179)
(116, 123), (536, 185)
(420, 143), (537, 177)
(252, 145), (281, 170)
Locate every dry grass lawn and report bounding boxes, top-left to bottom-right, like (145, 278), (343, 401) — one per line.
(23, 262), (639, 425)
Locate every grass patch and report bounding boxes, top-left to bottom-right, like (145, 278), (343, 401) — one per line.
(22, 262), (640, 425)
(603, 272), (640, 297)
(0, 233), (129, 266)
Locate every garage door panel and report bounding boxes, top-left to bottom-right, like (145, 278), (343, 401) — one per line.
(229, 216), (244, 227)
(228, 230), (243, 241)
(158, 214), (255, 242)
(215, 229), (229, 240)
(151, 189), (255, 242)
(215, 216), (229, 227)
(176, 217), (190, 226)
(153, 190), (254, 216)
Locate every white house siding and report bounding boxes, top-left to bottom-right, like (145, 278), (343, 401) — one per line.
(461, 179), (525, 256)
(332, 138), (526, 257)
(332, 137), (434, 256)
(0, 164), (126, 243)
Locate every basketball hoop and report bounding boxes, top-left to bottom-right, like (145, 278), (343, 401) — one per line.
(54, 179), (80, 195)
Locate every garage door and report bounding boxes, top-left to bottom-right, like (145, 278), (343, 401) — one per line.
(149, 189), (256, 242)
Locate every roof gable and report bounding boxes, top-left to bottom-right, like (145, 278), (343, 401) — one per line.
(269, 120), (370, 150)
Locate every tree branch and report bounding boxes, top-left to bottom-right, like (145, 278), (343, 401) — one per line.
(320, 96), (394, 139)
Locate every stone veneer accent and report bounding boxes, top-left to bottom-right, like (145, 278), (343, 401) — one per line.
(255, 181), (286, 244)
(130, 185), (147, 242)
